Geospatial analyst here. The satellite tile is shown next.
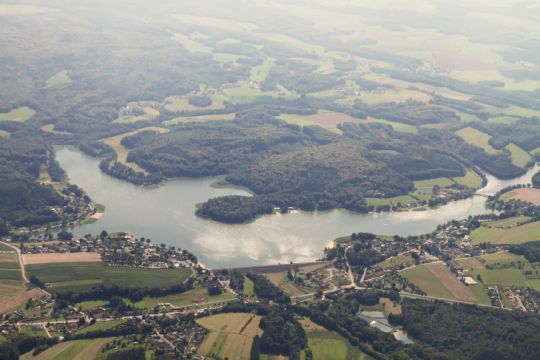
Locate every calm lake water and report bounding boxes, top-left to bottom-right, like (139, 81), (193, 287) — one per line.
(57, 147), (539, 268)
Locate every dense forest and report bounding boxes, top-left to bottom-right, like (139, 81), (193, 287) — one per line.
(119, 111), (522, 223)
(0, 138), (65, 230)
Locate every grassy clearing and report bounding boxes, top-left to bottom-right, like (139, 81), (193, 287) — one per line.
(172, 33), (211, 53)
(470, 221), (540, 245)
(504, 143), (531, 168)
(452, 169), (483, 189)
(488, 216), (531, 228)
(300, 319), (369, 360)
(365, 117), (418, 134)
(0, 106), (36, 122)
(222, 85), (279, 104)
(455, 127), (498, 154)
(471, 267), (540, 291)
(0, 130), (10, 138)
(243, 276), (254, 297)
(101, 126), (169, 175)
(262, 263), (328, 297)
(377, 253), (415, 270)
(365, 195), (418, 207)
(401, 265), (456, 300)
(113, 103), (160, 124)
(77, 320), (125, 334)
(468, 284), (492, 305)
(45, 70), (72, 88)
(481, 251), (526, 265)
(250, 58), (275, 83)
(163, 113), (235, 126)
(197, 313), (263, 360)
(75, 300), (108, 310)
(134, 287), (235, 309)
(26, 262), (192, 294)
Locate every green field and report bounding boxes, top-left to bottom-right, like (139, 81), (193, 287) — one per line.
(0, 253), (20, 282)
(74, 300), (108, 310)
(504, 143), (531, 168)
(197, 313), (263, 360)
(26, 262), (192, 293)
(0, 106), (36, 122)
(470, 221), (540, 245)
(366, 195), (417, 207)
(21, 338), (112, 360)
(455, 127), (498, 154)
(486, 216), (531, 228)
(470, 267), (540, 291)
(163, 113), (235, 126)
(134, 287), (236, 308)
(365, 117), (418, 134)
(300, 319), (369, 360)
(243, 276), (254, 297)
(401, 265), (454, 299)
(45, 70), (72, 88)
(452, 169), (483, 189)
(77, 319), (126, 334)
(377, 253), (415, 270)
(0, 130), (10, 138)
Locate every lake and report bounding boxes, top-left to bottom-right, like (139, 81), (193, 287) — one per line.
(57, 147), (539, 268)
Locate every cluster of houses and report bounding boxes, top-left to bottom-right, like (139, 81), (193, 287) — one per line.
(19, 232), (198, 270)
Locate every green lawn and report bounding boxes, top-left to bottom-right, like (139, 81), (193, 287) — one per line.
(26, 262), (192, 294)
(452, 169), (483, 189)
(401, 265), (454, 299)
(455, 127), (498, 154)
(77, 320), (126, 334)
(134, 287), (236, 308)
(243, 276), (254, 297)
(0, 106), (36, 122)
(45, 70), (72, 88)
(504, 143), (531, 168)
(366, 195), (417, 207)
(470, 221), (540, 245)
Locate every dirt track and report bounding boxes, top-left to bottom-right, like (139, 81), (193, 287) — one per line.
(22, 252), (101, 265)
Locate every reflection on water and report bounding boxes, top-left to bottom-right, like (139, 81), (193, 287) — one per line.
(57, 147), (538, 268)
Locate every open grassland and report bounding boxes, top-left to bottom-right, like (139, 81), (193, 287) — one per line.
(501, 188), (540, 205)
(22, 252), (101, 265)
(455, 127), (498, 154)
(113, 101), (160, 124)
(77, 320), (126, 334)
(456, 257), (485, 270)
(222, 85), (280, 104)
(377, 253), (415, 270)
(26, 262), (192, 294)
(0, 106), (36, 122)
(452, 169), (483, 189)
(171, 33), (211, 53)
(243, 276), (254, 297)
(365, 195), (417, 207)
(21, 338), (112, 360)
(45, 70), (72, 88)
(101, 127), (169, 175)
(0, 130), (11, 138)
(486, 215), (531, 228)
(197, 313), (263, 360)
(134, 287), (235, 309)
(470, 221), (540, 245)
(470, 267), (540, 292)
(481, 251), (527, 265)
(163, 113), (235, 126)
(300, 319), (369, 360)
(262, 263), (328, 296)
(365, 117), (418, 134)
(402, 262), (477, 303)
(505, 143), (531, 168)
(250, 58), (275, 83)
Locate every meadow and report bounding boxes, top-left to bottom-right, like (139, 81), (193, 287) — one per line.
(134, 287), (235, 308)
(402, 263), (477, 303)
(20, 338), (112, 360)
(377, 253), (415, 270)
(470, 221), (540, 245)
(26, 262), (192, 293)
(504, 143), (531, 168)
(196, 312), (263, 360)
(0, 106), (36, 122)
(455, 127), (498, 154)
(45, 70), (72, 89)
(299, 319), (369, 360)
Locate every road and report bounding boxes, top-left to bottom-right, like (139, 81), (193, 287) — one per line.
(0, 241), (28, 283)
